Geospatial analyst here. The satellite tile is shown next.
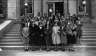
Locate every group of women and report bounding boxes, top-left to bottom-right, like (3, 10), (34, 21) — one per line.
(21, 14), (82, 51)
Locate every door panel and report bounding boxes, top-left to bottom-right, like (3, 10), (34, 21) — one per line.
(55, 2), (64, 16)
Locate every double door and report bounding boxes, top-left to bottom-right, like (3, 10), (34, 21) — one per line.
(48, 2), (64, 16)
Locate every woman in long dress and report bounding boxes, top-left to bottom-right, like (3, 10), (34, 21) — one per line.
(52, 21), (61, 49)
(22, 22), (29, 51)
(60, 17), (67, 45)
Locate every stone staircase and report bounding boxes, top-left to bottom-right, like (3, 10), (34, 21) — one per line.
(0, 22), (96, 50)
(0, 24), (24, 50)
(80, 23), (96, 49)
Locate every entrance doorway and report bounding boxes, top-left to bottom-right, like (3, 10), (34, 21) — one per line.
(55, 2), (64, 16)
(48, 2), (64, 16)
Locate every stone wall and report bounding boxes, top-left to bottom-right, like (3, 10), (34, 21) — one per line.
(91, 0), (96, 23)
(7, 0), (77, 18)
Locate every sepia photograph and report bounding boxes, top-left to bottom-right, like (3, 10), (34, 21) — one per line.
(0, 0), (95, 56)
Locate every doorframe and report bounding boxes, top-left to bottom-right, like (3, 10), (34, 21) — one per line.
(47, 1), (64, 16)
(55, 2), (64, 15)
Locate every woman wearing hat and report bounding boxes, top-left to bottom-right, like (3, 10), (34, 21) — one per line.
(52, 18), (61, 50)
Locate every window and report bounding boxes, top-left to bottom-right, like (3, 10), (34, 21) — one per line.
(0, 0), (7, 18)
(0, 0), (3, 14)
(20, 0), (33, 16)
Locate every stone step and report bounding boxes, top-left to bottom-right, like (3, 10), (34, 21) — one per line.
(2, 36), (21, 39)
(73, 45), (96, 48)
(73, 45), (96, 50)
(82, 26), (96, 27)
(2, 47), (24, 50)
(81, 42), (96, 45)
(81, 36), (96, 38)
(4, 34), (21, 36)
(6, 32), (20, 34)
(8, 31), (20, 33)
(83, 25), (96, 27)
(0, 38), (22, 42)
(82, 29), (96, 31)
(0, 46), (24, 50)
(81, 39), (96, 42)
(8, 29), (20, 32)
(82, 30), (96, 33)
(83, 26), (96, 28)
(82, 25), (96, 26)
(0, 44), (24, 46)
(0, 42), (24, 45)
(81, 37), (96, 39)
(82, 25), (96, 28)
(82, 33), (96, 36)
(82, 26), (96, 28)
(4, 35), (21, 37)
(81, 44), (96, 46)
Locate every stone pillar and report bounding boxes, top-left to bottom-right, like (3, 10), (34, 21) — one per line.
(7, 0), (20, 19)
(64, 0), (69, 17)
(34, 0), (41, 16)
(43, 0), (48, 16)
(32, 0), (34, 16)
(41, 0), (43, 16)
(69, 0), (76, 16)
(16, 0), (20, 19)
(92, 0), (96, 23)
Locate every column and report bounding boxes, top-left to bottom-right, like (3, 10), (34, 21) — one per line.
(16, 0), (20, 19)
(41, 0), (43, 16)
(69, 0), (76, 16)
(64, 0), (69, 17)
(32, 0), (34, 16)
(43, 0), (48, 15)
(34, 0), (41, 16)
(7, 0), (20, 19)
(92, 0), (96, 23)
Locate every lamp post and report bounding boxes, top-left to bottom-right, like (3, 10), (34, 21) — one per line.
(24, 1), (28, 15)
(82, 0), (86, 13)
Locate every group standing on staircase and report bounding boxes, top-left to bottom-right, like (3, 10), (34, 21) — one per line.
(21, 13), (82, 51)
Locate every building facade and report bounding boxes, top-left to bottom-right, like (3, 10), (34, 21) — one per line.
(0, 0), (96, 22)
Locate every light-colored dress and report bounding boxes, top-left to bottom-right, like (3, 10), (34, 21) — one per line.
(52, 25), (61, 44)
(22, 26), (29, 47)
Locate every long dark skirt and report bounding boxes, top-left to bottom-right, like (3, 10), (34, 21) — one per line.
(39, 28), (46, 46)
(29, 25), (42, 46)
(29, 32), (41, 46)
(67, 34), (76, 45)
